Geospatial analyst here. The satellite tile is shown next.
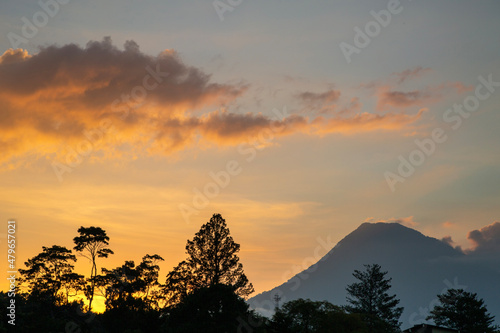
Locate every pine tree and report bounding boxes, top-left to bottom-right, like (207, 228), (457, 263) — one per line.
(427, 288), (497, 333)
(165, 213), (254, 306)
(346, 263), (403, 332)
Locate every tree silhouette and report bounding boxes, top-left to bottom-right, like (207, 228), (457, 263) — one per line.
(73, 226), (114, 312)
(164, 213), (254, 307)
(19, 245), (82, 307)
(427, 288), (497, 333)
(185, 213), (254, 297)
(163, 260), (195, 308)
(12, 235), (253, 333)
(166, 284), (251, 333)
(346, 264), (403, 333)
(98, 257), (166, 333)
(136, 254), (165, 310)
(101, 254), (165, 311)
(270, 298), (367, 333)
(102, 260), (142, 311)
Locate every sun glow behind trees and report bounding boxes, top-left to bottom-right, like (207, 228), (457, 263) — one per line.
(14, 213), (256, 330)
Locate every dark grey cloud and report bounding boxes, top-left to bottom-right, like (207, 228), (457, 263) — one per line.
(467, 222), (500, 254)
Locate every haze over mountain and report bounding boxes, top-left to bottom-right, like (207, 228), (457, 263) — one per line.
(248, 222), (500, 329)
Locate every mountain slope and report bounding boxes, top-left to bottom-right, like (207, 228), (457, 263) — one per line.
(248, 222), (500, 329)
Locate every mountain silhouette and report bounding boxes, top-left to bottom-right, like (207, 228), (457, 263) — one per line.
(248, 222), (500, 329)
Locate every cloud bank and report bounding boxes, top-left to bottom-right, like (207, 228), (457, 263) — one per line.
(0, 38), (428, 167)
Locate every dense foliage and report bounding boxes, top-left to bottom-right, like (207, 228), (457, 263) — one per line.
(427, 288), (498, 333)
(346, 263), (404, 332)
(269, 298), (367, 333)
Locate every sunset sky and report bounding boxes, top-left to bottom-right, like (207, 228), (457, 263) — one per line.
(1, 0), (500, 300)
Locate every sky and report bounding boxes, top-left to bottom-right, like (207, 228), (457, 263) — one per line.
(1, 0), (500, 303)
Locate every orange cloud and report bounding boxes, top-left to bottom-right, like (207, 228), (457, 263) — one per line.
(446, 81), (474, 95)
(294, 89), (341, 116)
(442, 221), (455, 228)
(375, 81), (471, 111)
(361, 66), (470, 111)
(315, 109), (426, 135)
(0, 38), (246, 163)
(0, 39), (428, 168)
(0, 48), (31, 64)
(377, 89), (436, 109)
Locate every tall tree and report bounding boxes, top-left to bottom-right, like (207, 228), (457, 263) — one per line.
(346, 264), (403, 333)
(164, 214), (254, 307)
(185, 213), (254, 297)
(137, 254), (165, 310)
(19, 245), (82, 306)
(427, 288), (497, 333)
(73, 226), (114, 312)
